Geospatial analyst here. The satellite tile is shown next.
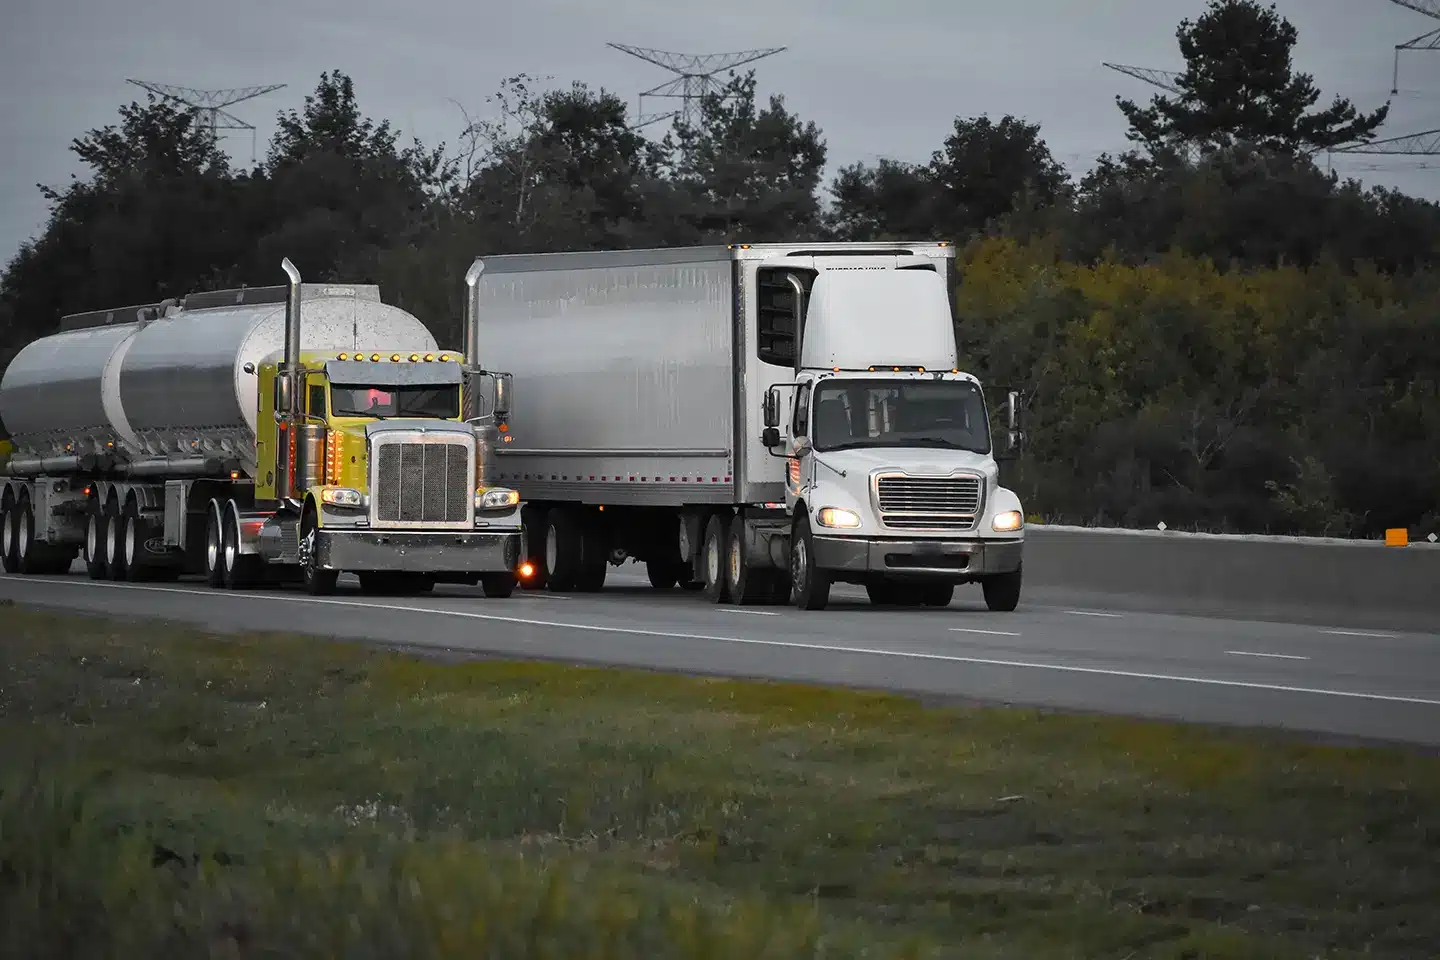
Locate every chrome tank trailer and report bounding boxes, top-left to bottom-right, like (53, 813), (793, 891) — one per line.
(0, 284), (437, 478)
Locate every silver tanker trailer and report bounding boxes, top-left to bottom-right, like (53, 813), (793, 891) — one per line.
(0, 259), (525, 597)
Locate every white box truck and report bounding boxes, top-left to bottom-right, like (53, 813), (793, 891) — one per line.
(471, 241), (1027, 611)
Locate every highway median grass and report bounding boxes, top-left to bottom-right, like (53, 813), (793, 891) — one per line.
(2, 605), (1438, 958)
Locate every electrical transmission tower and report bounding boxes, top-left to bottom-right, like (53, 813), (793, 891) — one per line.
(125, 80), (286, 162)
(607, 43), (787, 130)
(1102, 62), (1181, 94)
(1385, 0), (1440, 94)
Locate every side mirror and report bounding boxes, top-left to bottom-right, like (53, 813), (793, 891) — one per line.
(762, 387), (780, 428)
(762, 427), (781, 448)
(493, 372), (513, 418)
(1005, 389), (1026, 454)
(792, 435), (812, 457)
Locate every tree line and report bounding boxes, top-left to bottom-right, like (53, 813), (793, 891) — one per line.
(1, 0), (1436, 539)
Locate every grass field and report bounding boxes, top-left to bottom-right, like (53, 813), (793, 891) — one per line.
(2, 603), (1438, 958)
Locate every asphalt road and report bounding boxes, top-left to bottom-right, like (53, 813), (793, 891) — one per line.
(3, 564), (1439, 749)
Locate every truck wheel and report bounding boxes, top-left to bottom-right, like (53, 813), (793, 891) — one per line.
(520, 506), (549, 591)
(103, 497), (127, 581)
(84, 500), (108, 580)
(202, 500), (224, 586)
(121, 499), (154, 583)
(482, 572), (516, 598)
(298, 508), (338, 596)
(0, 495), (17, 573)
(724, 521), (772, 605)
(788, 513), (831, 611)
(543, 510), (584, 592)
(576, 517), (608, 592)
(221, 501), (264, 590)
(981, 566), (1022, 612)
(701, 514), (731, 603)
(14, 497), (37, 574)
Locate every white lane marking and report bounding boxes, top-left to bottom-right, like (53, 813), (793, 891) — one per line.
(717, 608), (782, 616)
(1322, 629), (1395, 639)
(1227, 650), (1311, 661)
(7, 575), (1440, 708)
(1066, 610), (1122, 618)
(950, 627), (1022, 637)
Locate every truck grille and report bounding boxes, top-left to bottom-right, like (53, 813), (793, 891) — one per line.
(876, 475), (982, 530)
(372, 439), (472, 527)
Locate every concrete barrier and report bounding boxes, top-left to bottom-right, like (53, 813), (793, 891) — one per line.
(1023, 524), (1440, 632)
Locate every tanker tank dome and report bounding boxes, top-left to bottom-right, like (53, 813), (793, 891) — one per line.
(115, 283), (437, 476)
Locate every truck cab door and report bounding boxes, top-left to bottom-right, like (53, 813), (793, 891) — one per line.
(785, 381), (813, 514)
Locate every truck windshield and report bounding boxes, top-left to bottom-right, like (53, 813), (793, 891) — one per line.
(331, 385), (460, 420)
(810, 378), (991, 454)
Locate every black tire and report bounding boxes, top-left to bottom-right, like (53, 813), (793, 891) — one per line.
(14, 496), (39, 575)
(520, 506), (549, 591)
(0, 495), (17, 569)
(102, 497), (126, 581)
(298, 507), (338, 596)
(221, 501), (265, 590)
(724, 521), (773, 605)
(482, 572), (516, 598)
(701, 513), (730, 603)
(0, 494), (18, 574)
(84, 499), (108, 580)
(202, 501), (224, 586)
(576, 514), (608, 593)
(981, 566), (1022, 612)
(646, 559), (679, 589)
(120, 499), (153, 583)
(788, 512), (831, 611)
(543, 509), (584, 592)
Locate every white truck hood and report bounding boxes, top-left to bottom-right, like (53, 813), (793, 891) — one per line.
(813, 445), (997, 479)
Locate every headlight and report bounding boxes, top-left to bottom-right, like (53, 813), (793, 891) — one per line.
(992, 509), (1023, 532)
(476, 487), (521, 510)
(817, 506), (861, 528)
(321, 487), (364, 508)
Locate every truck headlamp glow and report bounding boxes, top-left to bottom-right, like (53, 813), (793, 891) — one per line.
(992, 510), (1023, 532)
(321, 487), (364, 508)
(817, 506), (861, 528)
(476, 487), (520, 510)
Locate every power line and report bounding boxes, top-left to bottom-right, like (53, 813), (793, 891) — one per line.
(124, 80), (286, 164)
(606, 43), (787, 130)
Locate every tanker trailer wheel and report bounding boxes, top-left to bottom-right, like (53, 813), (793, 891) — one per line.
(83, 498), (108, 580)
(121, 499), (155, 583)
(297, 506), (338, 596)
(202, 500), (224, 586)
(103, 497), (128, 581)
(0, 492), (17, 573)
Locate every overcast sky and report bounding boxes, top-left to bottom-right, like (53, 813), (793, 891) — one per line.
(2, 0), (1438, 263)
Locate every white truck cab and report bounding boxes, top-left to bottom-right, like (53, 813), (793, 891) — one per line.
(761, 265), (1026, 611)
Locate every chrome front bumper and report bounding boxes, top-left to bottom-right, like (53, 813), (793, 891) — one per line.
(313, 528), (522, 574)
(812, 536), (1023, 580)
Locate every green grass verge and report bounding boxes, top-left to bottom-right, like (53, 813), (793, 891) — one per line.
(1, 605), (1437, 958)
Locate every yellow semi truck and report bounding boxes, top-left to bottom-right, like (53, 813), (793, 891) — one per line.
(0, 258), (524, 597)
